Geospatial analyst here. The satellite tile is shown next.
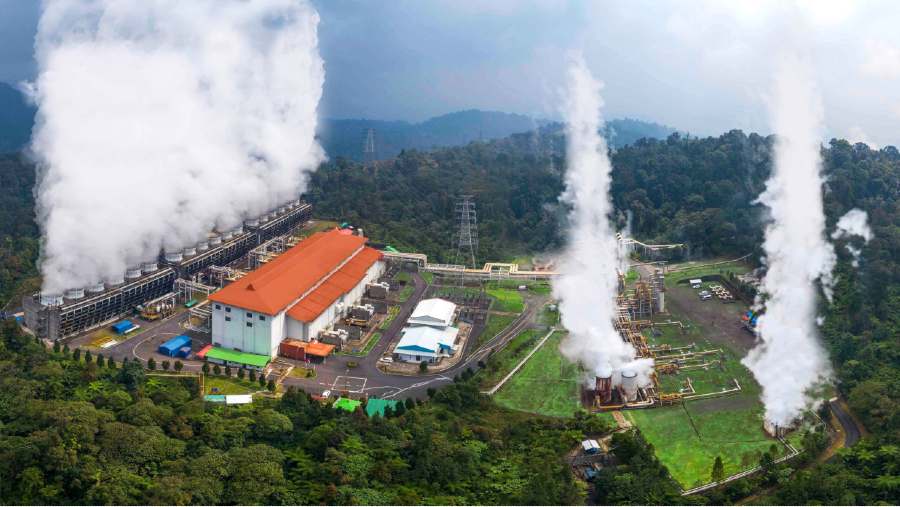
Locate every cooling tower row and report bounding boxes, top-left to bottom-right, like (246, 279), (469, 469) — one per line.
(38, 199), (306, 306)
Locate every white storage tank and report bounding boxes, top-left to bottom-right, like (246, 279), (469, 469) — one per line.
(620, 369), (639, 402)
(182, 246), (197, 257)
(87, 282), (106, 294)
(245, 218), (259, 228)
(125, 265), (143, 280)
(208, 233), (222, 246)
(65, 287), (85, 300)
(196, 240), (209, 252)
(108, 274), (125, 286)
(164, 249), (184, 263)
(40, 293), (63, 306)
(221, 230), (234, 241)
(141, 261), (158, 273)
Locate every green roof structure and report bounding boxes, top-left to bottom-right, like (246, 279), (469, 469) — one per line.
(364, 397), (399, 418)
(332, 397), (362, 413)
(205, 347), (270, 368)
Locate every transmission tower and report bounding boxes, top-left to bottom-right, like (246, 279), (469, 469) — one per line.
(454, 195), (478, 270)
(362, 128), (377, 166)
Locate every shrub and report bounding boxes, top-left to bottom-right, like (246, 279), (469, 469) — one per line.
(201, 362), (210, 374)
(249, 369), (257, 382)
(212, 364), (221, 375)
(419, 361), (428, 373)
(237, 368), (245, 380)
(162, 360), (170, 371)
(267, 379), (276, 392)
(73, 348), (82, 361)
(174, 360), (183, 372)
(147, 357), (156, 370)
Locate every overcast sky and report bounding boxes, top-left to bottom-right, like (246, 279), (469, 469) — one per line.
(4, 0), (900, 146)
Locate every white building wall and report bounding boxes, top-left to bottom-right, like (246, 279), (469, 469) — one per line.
(211, 302), (284, 357)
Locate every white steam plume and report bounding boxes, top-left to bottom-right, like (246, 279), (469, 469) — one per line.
(831, 208), (872, 267)
(743, 57), (834, 427)
(553, 55), (652, 384)
(30, 0), (325, 294)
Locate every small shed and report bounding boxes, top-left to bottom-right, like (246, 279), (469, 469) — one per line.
(196, 344), (213, 359)
(225, 394), (253, 405)
(365, 397), (400, 418)
(332, 397), (362, 413)
(158, 335), (191, 357)
(204, 394), (226, 403)
(112, 320), (136, 335)
(689, 279), (702, 288)
(581, 439), (601, 454)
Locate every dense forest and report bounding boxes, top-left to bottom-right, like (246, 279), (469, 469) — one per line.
(0, 153), (39, 308)
(0, 321), (622, 505)
(1, 130), (898, 504)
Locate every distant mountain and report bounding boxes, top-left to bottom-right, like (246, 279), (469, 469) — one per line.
(604, 118), (678, 148)
(0, 82), (35, 154)
(318, 111), (677, 161)
(318, 109), (542, 162)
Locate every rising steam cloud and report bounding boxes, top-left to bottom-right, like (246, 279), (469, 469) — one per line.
(743, 57), (835, 427)
(832, 208), (873, 267)
(30, 0), (325, 294)
(553, 55), (651, 384)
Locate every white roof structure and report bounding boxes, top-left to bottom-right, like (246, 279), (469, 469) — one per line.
(225, 394), (253, 405)
(689, 279), (702, 285)
(394, 325), (459, 357)
(407, 298), (456, 328)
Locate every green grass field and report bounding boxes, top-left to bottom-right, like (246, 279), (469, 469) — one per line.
(477, 313), (517, 347)
(379, 306), (400, 330)
(494, 332), (582, 418)
(627, 396), (788, 488)
(486, 288), (525, 313)
(666, 261), (752, 286)
(338, 332), (383, 357)
(205, 376), (258, 395)
(420, 271), (434, 284)
(396, 284), (414, 302)
(486, 279), (552, 295)
(478, 328), (545, 389)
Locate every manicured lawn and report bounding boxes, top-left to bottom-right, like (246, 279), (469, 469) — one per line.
(626, 396), (789, 489)
(396, 285), (414, 302)
(395, 271), (412, 283)
(666, 261), (752, 286)
(204, 376), (259, 395)
(486, 288), (525, 313)
(625, 268), (639, 284)
(338, 332), (382, 357)
(494, 331), (582, 418)
(487, 279), (552, 295)
(478, 328), (544, 389)
(420, 272), (434, 284)
(379, 306), (400, 330)
(476, 313), (517, 347)
(288, 366), (316, 379)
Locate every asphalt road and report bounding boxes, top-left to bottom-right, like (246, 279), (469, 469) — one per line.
(80, 272), (545, 401)
(829, 398), (862, 447)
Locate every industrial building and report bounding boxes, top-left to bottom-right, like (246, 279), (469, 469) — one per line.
(208, 228), (384, 358)
(393, 298), (460, 363)
(23, 201), (311, 341)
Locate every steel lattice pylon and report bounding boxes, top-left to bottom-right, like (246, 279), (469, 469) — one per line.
(362, 128), (376, 166)
(454, 195), (478, 270)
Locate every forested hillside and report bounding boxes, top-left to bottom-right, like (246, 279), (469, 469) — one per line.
(0, 322), (609, 504)
(1, 130), (898, 503)
(0, 153), (39, 308)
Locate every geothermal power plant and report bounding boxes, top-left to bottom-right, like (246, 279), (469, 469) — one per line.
(23, 201), (311, 341)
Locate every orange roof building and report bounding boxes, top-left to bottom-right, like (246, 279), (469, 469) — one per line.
(209, 229), (384, 358)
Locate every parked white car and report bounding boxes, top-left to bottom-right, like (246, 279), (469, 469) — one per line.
(378, 356), (394, 364)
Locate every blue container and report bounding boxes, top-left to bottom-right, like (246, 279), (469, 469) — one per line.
(176, 346), (192, 358)
(158, 335), (191, 357)
(112, 320), (135, 334)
